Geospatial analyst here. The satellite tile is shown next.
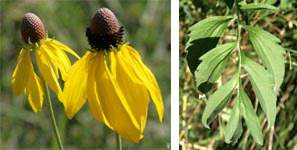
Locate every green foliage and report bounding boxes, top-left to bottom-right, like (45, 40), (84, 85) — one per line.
(180, 0), (297, 149)
(186, 16), (234, 74)
(225, 82), (264, 145)
(238, 84), (263, 145)
(195, 42), (236, 88)
(240, 3), (278, 11)
(225, 96), (243, 145)
(244, 25), (285, 91)
(242, 55), (276, 129)
(184, 0), (288, 146)
(265, 0), (278, 4)
(224, 0), (235, 9)
(202, 71), (239, 129)
(186, 16), (234, 92)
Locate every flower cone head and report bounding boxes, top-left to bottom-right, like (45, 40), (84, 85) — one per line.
(86, 8), (123, 51)
(90, 8), (120, 35)
(21, 13), (45, 43)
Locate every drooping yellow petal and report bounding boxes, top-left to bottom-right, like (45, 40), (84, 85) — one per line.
(91, 52), (141, 143)
(113, 50), (150, 134)
(118, 45), (164, 122)
(41, 40), (72, 81)
(35, 46), (63, 101)
(62, 51), (91, 119)
(25, 72), (44, 112)
(48, 38), (80, 59)
(12, 48), (31, 95)
(87, 53), (112, 128)
(11, 48), (44, 112)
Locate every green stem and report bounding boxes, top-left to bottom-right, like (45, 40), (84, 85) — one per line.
(42, 79), (64, 150)
(116, 132), (122, 150)
(235, 0), (243, 86)
(236, 1), (242, 70)
(105, 51), (122, 150)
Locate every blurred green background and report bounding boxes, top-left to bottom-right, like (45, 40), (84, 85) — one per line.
(0, 0), (171, 149)
(180, 0), (297, 149)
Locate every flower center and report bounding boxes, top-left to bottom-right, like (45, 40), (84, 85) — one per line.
(20, 13), (45, 43)
(86, 8), (123, 51)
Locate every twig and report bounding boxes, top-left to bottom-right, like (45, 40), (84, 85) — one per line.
(179, 141), (209, 150)
(182, 94), (189, 150)
(286, 51), (292, 70)
(268, 125), (275, 150)
(251, 11), (261, 26)
(187, 102), (202, 124)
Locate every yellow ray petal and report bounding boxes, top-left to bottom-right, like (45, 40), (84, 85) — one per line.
(62, 51), (91, 119)
(47, 38), (80, 59)
(38, 44), (60, 78)
(114, 50), (150, 134)
(35, 47), (63, 101)
(25, 72), (44, 112)
(118, 45), (164, 122)
(87, 53), (112, 128)
(110, 52), (117, 78)
(92, 52), (141, 143)
(11, 48), (44, 112)
(12, 48), (31, 95)
(41, 41), (72, 81)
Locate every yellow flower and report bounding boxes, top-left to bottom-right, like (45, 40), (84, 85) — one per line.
(62, 8), (164, 143)
(12, 13), (79, 112)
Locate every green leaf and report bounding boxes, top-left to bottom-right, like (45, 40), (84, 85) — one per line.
(280, 0), (293, 9)
(244, 26), (285, 91)
(185, 16), (234, 75)
(225, 98), (243, 145)
(265, 0), (277, 5)
(238, 0), (247, 6)
(242, 55), (276, 129)
(202, 72), (239, 128)
(224, 0), (235, 9)
(239, 84), (263, 145)
(195, 42), (236, 88)
(240, 3), (278, 11)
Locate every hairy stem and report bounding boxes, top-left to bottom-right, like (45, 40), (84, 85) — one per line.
(42, 79), (64, 150)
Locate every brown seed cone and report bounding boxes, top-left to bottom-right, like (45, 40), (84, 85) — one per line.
(86, 8), (123, 51)
(90, 8), (120, 35)
(20, 13), (46, 43)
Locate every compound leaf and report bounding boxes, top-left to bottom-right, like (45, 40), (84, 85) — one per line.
(185, 16), (234, 75)
(240, 3), (278, 11)
(244, 26), (285, 91)
(242, 55), (276, 129)
(202, 72), (239, 128)
(195, 42), (236, 88)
